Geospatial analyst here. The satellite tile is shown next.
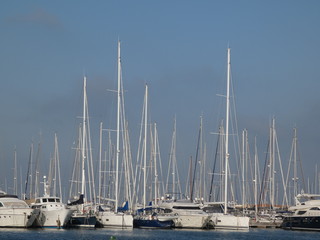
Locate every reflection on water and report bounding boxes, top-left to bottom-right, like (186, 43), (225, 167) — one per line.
(1, 228), (320, 240)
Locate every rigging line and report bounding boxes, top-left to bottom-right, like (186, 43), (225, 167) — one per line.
(209, 125), (221, 202)
(258, 138), (270, 207)
(190, 122), (202, 201)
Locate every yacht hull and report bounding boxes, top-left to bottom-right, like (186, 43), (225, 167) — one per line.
(33, 208), (73, 228)
(133, 218), (173, 228)
(281, 216), (320, 231)
(0, 208), (35, 228)
(173, 214), (210, 229)
(211, 214), (250, 230)
(97, 211), (133, 228)
(67, 214), (97, 228)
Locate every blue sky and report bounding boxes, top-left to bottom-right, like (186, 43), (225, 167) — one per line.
(1, 0), (320, 198)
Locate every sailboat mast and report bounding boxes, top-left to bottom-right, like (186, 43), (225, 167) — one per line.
(98, 122), (103, 206)
(115, 40), (121, 212)
(81, 76), (87, 197)
(143, 84), (148, 210)
(13, 148), (17, 196)
(224, 47), (231, 215)
(293, 128), (298, 198)
(254, 137), (258, 220)
(271, 118), (275, 208)
(154, 123), (158, 206)
(172, 117), (176, 199)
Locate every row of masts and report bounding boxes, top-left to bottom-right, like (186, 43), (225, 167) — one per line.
(5, 44), (314, 215)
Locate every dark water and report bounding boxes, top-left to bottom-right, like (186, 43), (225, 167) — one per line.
(1, 228), (320, 240)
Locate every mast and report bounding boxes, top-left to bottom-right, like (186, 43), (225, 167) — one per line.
(272, 118), (276, 208)
(98, 122), (103, 206)
(81, 76), (87, 200)
(224, 47), (231, 215)
(115, 40), (121, 212)
(293, 128), (298, 198)
(143, 84), (148, 210)
(242, 130), (245, 212)
(13, 148), (18, 196)
(254, 137), (258, 221)
(172, 117), (176, 199)
(53, 135), (57, 196)
(154, 123), (158, 206)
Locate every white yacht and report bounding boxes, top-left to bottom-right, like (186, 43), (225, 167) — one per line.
(203, 202), (250, 230)
(288, 193), (320, 211)
(159, 199), (211, 229)
(281, 193), (320, 231)
(96, 202), (133, 228)
(0, 191), (36, 228)
(210, 213), (250, 230)
(31, 177), (74, 228)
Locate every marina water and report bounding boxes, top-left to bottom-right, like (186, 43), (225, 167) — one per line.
(1, 228), (320, 240)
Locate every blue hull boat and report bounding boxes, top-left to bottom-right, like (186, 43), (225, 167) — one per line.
(133, 218), (173, 229)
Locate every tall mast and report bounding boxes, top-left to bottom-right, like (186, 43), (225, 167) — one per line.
(254, 137), (258, 220)
(242, 129), (245, 212)
(271, 118), (276, 208)
(154, 123), (158, 206)
(81, 76), (87, 198)
(98, 122), (103, 206)
(172, 117), (176, 199)
(115, 40), (121, 212)
(224, 47), (231, 215)
(143, 84), (148, 210)
(293, 128), (298, 198)
(53, 135), (57, 196)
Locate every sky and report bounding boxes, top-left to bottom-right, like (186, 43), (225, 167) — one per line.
(0, 0), (320, 200)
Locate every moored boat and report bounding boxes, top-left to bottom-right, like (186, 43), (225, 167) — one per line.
(31, 196), (73, 228)
(133, 208), (174, 229)
(0, 191), (36, 228)
(281, 193), (320, 231)
(159, 200), (211, 229)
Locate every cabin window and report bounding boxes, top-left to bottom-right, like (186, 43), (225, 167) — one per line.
(310, 207), (320, 211)
(172, 206), (200, 210)
(0, 202), (3, 207)
(56, 199), (60, 203)
(35, 199), (40, 203)
(43, 199), (47, 202)
(297, 211), (307, 215)
(48, 198), (55, 202)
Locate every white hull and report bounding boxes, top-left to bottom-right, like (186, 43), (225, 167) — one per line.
(0, 193), (36, 228)
(174, 214), (210, 229)
(211, 214), (250, 230)
(158, 200), (210, 229)
(34, 208), (73, 228)
(0, 208), (35, 228)
(31, 196), (74, 228)
(97, 211), (133, 228)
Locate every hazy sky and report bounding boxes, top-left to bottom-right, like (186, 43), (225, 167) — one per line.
(1, 0), (320, 197)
